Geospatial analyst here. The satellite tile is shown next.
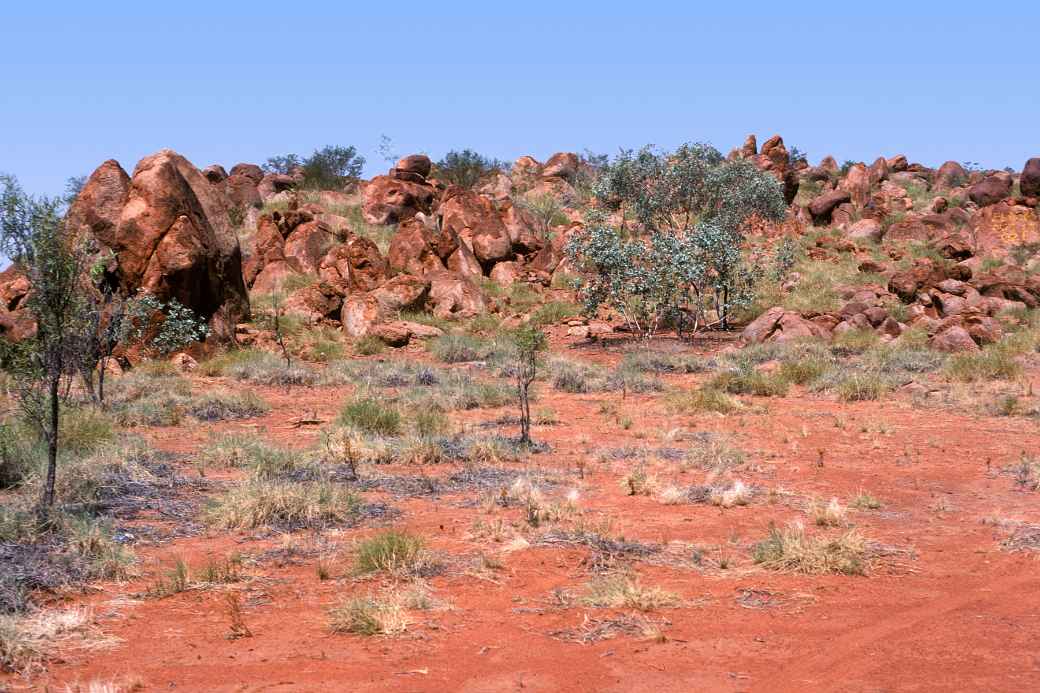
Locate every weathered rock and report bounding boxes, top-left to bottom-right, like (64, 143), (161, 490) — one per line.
(284, 282), (342, 323)
(846, 218), (883, 243)
(427, 271), (487, 319)
(969, 174), (1012, 207)
(489, 260), (521, 286)
(372, 321), (413, 347)
(756, 135), (799, 204)
(106, 150), (249, 340)
(934, 161), (968, 189)
(888, 260), (948, 302)
(229, 163), (264, 185)
(340, 293), (382, 337)
(930, 325), (979, 352)
(808, 189), (851, 225)
(1022, 158), (1040, 198)
(740, 134), (758, 158)
(394, 154), (432, 179)
(972, 202), (1040, 257)
(387, 217), (450, 276)
(257, 173), (295, 201)
(839, 163), (871, 208)
(224, 174), (262, 211)
(440, 189), (512, 266)
(362, 175), (436, 225)
(741, 306), (829, 343)
(542, 152), (580, 181)
(283, 221), (335, 274)
(963, 313), (1004, 344)
(886, 155), (908, 172)
(370, 274), (430, 315)
(202, 165), (228, 184)
(66, 160), (132, 250)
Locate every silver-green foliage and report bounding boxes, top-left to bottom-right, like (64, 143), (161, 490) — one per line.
(566, 144), (786, 339)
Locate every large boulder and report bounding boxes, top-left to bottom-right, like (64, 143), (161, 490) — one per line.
(361, 175), (436, 225)
(257, 173), (295, 201)
(66, 160), (132, 251)
(427, 270), (488, 319)
(370, 274), (430, 315)
(808, 189), (851, 225)
(224, 174), (262, 212)
(972, 202), (1040, 257)
(439, 189), (512, 267)
(839, 163), (871, 208)
(229, 163), (264, 184)
(756, 135), (799, 205)
(1021, 158), (1040, 198)
(741, 306), (830, 344)
(387, 216), (457, 276)
(319, 236), (388, 295)
(934, 161), (968, 189)
(393, 154), (432, 180)
(969, 174), (1012, 207)
(85, 150), (249, 340)
(283, 221), (335, 274)
(930, 325), (979, 352)
(542, 152), (580, 181)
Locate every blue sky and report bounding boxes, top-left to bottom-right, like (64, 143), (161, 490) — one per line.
(2, 2), (1038, 196)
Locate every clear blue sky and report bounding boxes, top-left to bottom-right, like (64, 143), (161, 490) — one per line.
(2, 2), (1038, 196)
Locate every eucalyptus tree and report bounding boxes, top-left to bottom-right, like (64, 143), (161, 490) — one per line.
(567, 143), (786, 339)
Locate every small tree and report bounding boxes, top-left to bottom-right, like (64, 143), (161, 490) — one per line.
(264, 145), (366, 190)
(567, 143), (786, 339)
(301, 145), (365, 189)
(512, 325), (547, 446)
(76, 285), (129, 406)
(434, 149), (506, 189)
(0, 174), (91, 516)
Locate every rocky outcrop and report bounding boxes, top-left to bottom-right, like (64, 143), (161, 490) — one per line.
(969, 174), (1012, 208)
(808, 190), (851, 225)
(361, 175), (437, 225)
(1022, 158), (1040, 198)
(73, 150), (249, 340)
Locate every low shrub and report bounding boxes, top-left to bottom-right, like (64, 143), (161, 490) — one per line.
(339, 396), (402, 435)
(353, 531), (432, 577)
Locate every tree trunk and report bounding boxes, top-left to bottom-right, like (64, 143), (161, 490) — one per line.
(40, 374), (60, 514)
(98, 358), (107, 405)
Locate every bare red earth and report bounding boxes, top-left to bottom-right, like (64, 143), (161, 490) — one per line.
(9, 339), (1040, 692)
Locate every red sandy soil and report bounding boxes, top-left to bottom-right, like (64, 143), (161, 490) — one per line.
(9, 338), (1040, 693)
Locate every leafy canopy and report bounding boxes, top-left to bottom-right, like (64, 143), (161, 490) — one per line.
(567, 143), (786, 339)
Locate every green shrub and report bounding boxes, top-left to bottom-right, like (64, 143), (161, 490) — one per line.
(353, 531), (431, 577)
(339, 397), (402, 435)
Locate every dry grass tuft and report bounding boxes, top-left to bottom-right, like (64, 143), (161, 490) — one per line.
(752, 522), (870, 575)
(581, 573), (680, 612)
